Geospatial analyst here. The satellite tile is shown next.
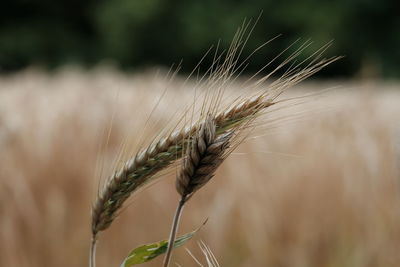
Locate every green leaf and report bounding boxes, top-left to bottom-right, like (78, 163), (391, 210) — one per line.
(120, 220), (207, 266)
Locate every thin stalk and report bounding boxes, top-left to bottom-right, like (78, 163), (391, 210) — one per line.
(163, 197), (186, 267)
(89, 236), (97, 267)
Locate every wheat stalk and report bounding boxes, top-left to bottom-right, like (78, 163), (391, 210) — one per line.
(91, 56), (337, 236)
(163, 117), (233, 267)
(89, 28), (340, 266)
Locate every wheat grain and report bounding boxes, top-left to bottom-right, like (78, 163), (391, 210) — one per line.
(176, 118), (232, 201)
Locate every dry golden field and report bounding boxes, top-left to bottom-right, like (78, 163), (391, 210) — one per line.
(0, 68), (400, 267)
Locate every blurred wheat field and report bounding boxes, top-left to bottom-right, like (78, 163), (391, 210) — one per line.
(1, 68), (400, 267)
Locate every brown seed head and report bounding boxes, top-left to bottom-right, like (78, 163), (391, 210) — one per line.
(176, 117), (232, 201)
(90, 51), (339, 235)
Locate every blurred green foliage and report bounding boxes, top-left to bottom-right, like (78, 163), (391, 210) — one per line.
(1, 0), (399, 77)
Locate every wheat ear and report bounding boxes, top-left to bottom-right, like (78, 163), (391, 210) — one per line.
(91, 95), (271, 236)
(163, 117), (232, 267)
(91, 55), (337, 236)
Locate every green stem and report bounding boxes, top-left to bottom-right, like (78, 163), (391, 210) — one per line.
(163, 197), (186, 267)
(89, 236), (97, 267)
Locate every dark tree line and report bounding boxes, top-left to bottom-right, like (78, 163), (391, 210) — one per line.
(1, 0), (399, 78)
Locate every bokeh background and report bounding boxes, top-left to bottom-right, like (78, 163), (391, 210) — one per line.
(1, 1), (400, 267)
(1, 0), (400, 78)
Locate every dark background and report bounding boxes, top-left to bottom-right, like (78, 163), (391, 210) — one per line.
(1, 0), (399, 78)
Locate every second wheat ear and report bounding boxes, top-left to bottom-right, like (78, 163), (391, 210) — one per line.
(163, 117), (233, 267)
